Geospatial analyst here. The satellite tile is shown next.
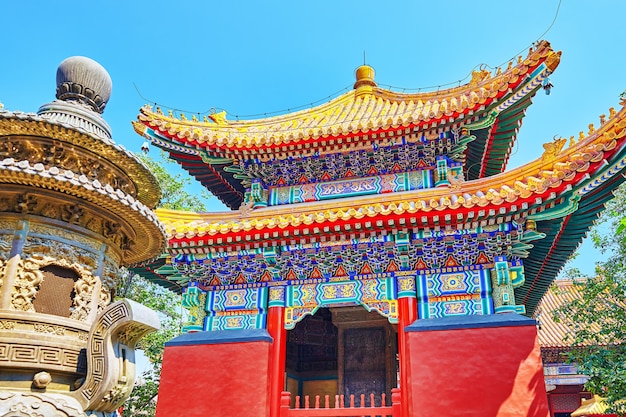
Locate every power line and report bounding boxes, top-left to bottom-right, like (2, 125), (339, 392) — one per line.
(134, 0), (562, 121)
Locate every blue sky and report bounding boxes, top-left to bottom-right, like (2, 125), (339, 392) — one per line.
(2, 0), (624, 275)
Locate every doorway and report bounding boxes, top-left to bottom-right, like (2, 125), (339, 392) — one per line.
(285, 306), (398, 407)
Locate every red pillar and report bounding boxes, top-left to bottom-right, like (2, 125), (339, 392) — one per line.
(397, 296), (417, 417)
(267, 306), (286, 417)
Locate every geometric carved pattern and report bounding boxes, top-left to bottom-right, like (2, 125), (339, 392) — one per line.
(0, 342), (81, 370)
(75, 299), (158, 413)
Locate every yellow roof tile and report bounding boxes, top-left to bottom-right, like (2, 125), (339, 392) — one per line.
(138, 41), (559, 153)
(571, 395), (610, 417)
(154, 101), (626, 243)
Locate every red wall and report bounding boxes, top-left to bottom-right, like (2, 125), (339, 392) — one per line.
(405, 314), (549, 417)
(156, 331), (272, 417)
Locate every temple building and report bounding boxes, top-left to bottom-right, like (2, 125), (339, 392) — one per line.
(536, 279), (593, 417)
(132, 40), (626, 417)
(0, 57), (165, 416)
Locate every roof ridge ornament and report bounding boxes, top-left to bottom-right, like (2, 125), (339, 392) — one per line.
(353, 64), (376, 93)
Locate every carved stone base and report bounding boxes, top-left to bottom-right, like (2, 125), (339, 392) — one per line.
(0, 391), (85, 417)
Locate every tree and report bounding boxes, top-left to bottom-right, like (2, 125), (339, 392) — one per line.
(118, 153), (210, 417)
(557, 184), (626, 415)
(138, 153), (213, 212)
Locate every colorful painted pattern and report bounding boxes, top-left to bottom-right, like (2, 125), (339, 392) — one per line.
(204, 287), (268, 331)
(416, 269), (494, 319)
(268, 170), (432, 206)
(284, 278), (397, 329)
(170, 223), (522, 290)
(181, 285), (207, 332)
(245, 140), (443, 187)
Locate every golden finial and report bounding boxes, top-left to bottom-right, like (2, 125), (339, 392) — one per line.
(156, 107), (163, 115)
(192, 115), (198, 122)
(588, 123), (595, 134)
(507, 61), (513, 70)
(518, 55), (523, 64)
(496, 67), (502, 76)
(180, 113), (187, 121)
(354, 64), (376, 92)
(203, 116), (210, 123)
(599, 114), (606, 124)
(579, 131), (585, 140)
(168, 110), (174, 118)
(569, 136), (576, 147)
(610, 107), (617, 118)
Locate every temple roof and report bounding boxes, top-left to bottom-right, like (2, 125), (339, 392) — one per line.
(571, 395), (613, 417)
(133, 99), (626, 312)
(535, 279), (588, 348)
(135, 41), (560, 209)
(154, 102), (626, 248)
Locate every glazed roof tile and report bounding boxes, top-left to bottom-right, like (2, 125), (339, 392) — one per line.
(535, 279), (589, 348)
(135, 42), (560, 209)
(154, 102), (626, 245)
(571, 395), (612, 417)
(136, 42), (559, 153)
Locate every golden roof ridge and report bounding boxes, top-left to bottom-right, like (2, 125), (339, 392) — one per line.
(138, 41), (559, 150)
(154, 100), (626, 241)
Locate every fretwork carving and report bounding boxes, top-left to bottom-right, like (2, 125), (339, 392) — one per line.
(0, 320), (16, 330)
(0, 391), (85, 417)
(33, 323), (66, 335)
(16, 193), (38, 214)
(73, 299), (159, 413)
(0, 259), (5, 289)
(2, 193), (134, 253)
(7, 244), (107, 322)
(72, 271), (98, 321)
(11, 256), (44, 311)
(0, 136), (136, 196)
(25, 237), (98, 271)
(101, 258), (121, 292)
(61, 204), (84, 224)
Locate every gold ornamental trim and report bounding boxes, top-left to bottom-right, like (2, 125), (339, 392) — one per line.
(0, 159), (166, 265)
(0, 114), (161, 209)
(137, 41), (559, 151)
(155, 103), (626, 242)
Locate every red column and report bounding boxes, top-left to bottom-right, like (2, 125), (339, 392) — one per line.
(397, 296), (417, 417)
(267, 306), (286, 417)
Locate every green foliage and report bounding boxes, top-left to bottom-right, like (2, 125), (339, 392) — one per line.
(139, 152), (213, 212)
(117, 274), (181, 417)
(558, 185), (626, 415)
(118, 153), (208, 416)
